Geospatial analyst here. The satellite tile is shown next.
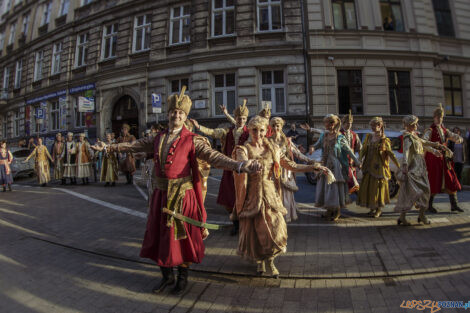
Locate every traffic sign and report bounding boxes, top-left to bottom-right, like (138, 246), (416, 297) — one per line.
(152, 93), (162, 113)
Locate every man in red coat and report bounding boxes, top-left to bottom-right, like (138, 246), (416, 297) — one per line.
(191, 100), (250, 236)
(424, 103), (464, 213)
(92, 87), (260, 295)
(340, 111), (362, 194)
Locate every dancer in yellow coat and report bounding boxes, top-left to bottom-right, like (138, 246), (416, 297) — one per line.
(25, 137), (53, 186)
(357, 117), (400, 218)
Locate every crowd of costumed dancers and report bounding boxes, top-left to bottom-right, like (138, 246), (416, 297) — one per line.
(1, 86), (463, 292)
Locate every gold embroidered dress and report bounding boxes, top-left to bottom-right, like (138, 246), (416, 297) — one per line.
(52, 141), (65, 180)
(357, 134), (400, 209)
(26, 145), (53, 184)
(395, 132), (440, 212)
(233, 139), (317, 262)
(100, 145), (119, 183)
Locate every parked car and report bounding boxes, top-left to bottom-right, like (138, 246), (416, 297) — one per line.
(305, 130), (403, 198)
(9, 147), (35, 178)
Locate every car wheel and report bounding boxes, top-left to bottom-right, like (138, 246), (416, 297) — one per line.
(389, 173), (399, 198)
(305, 172), (316, 185)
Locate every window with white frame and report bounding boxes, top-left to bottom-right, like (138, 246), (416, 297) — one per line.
(22, 12), (30, 34)
(171, 78), (190, 94)
(50, 101), (60, 130)
(42, 2), (51, 26)
(257, 0), (282, 32)
(170, 5), (190, 45)
(34, 50), (44, 81)
(75, 33), (88, 67)
(102, 23), (118, 59)
(60, 0), (70, 16)
(6, 0), (12, 11)
(133, 15), (151, 52)
(3, 67), (10, 93)
(212, 0), (235, 37)
(261, 70), (286, 114)
(213, 73), (236, 116)
(82, 0), (93, 6)
(13, 110), (20, 137)
(2, 115), (7, 138)
(8, 21), (16, 45)
(74, 97), (86, 128)
(51, 42), (62, 75)
(14, 60), (22, 89)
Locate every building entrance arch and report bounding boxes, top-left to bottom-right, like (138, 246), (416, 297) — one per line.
(111, 95), (139, 138)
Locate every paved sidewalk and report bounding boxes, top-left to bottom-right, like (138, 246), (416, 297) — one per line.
(1, 176), (469, 313)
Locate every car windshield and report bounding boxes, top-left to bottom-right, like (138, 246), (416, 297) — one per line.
(12, 149), (30, 158)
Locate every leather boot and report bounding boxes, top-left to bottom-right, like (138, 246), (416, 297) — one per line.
(449, 194), (464, 212)
(61, 179), (66, 185)
(417, 207), (431, 225)
(152, 267), (175, 294)
(171, 266), (189, 295)
(230, 220), (239, 236)
(427, 195), (438, 213)
(7, 184), (12, 191)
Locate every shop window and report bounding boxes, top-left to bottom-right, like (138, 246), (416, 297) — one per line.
(50, 101), (60, 131)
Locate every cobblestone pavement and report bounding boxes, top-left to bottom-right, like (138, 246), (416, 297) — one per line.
(0, 172), (469, 313)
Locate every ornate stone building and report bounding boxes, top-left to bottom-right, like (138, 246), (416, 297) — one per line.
(0, 0), (469, 143)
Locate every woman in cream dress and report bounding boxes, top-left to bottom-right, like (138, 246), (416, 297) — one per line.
(269, 117), (315, 222)
(233, 116), (329, 278)
(395, 115), (443, 226)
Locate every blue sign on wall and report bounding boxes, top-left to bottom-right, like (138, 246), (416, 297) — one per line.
(152, 93), (162, 113)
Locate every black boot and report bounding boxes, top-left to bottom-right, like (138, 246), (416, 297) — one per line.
(61, 179), (66, 185)
(111, 182), (116, 187)
(125, 173), (131, 184)
(428, 195), (438, 213)
(230, 220), (239, 236)
(449, 194), (464, 212)
(85, 177), (89, 185)
(7, 184), (12, 192)
(81, 178), (86, 185)
(171, 266), (188, 295)
(104, 182), (110, 187)
(2, 185), (5, 192)
(129, 174), (133, 185)
(72, 178), (77, 185)
(152, 267), (175, 294)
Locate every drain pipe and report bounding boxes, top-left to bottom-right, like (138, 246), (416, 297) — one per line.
(300, 0), (310, 120)
(299, 0), (312, 145)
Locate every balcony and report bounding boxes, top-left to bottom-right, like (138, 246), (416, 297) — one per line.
(55, 15), (67, 27)
(38, 24), (48, 37)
